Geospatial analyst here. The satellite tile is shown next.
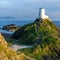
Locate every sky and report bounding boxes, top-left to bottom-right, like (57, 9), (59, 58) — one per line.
(0, 0), (60, 21)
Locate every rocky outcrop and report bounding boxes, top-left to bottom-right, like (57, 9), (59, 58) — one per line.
(2, 24), (20, 32)
(12, 19), (58, 45)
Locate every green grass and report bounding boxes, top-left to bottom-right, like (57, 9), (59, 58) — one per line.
(12, 19), (60, 60)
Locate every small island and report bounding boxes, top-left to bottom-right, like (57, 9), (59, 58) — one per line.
(2, 24), (20, 32)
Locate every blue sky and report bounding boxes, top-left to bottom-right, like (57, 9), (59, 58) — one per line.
(0, 0), (60, 21)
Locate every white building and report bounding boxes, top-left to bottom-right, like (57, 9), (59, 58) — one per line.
(39, 8), (49, 19)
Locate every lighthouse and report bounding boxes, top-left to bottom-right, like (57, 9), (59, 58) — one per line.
(39, 8), (49, 19)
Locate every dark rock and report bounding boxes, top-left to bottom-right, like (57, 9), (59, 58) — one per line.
(2, 24), (20, 32)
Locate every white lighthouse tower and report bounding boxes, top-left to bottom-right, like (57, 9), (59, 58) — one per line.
(39, 8), (49, 19)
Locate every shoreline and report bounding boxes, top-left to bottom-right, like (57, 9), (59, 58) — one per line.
(0, 30), (13, 38)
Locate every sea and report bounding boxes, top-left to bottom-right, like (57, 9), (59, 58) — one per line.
(0, 20), (60, 34)
(0, 20), (34, 28)
(0, 20), (60, 28)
